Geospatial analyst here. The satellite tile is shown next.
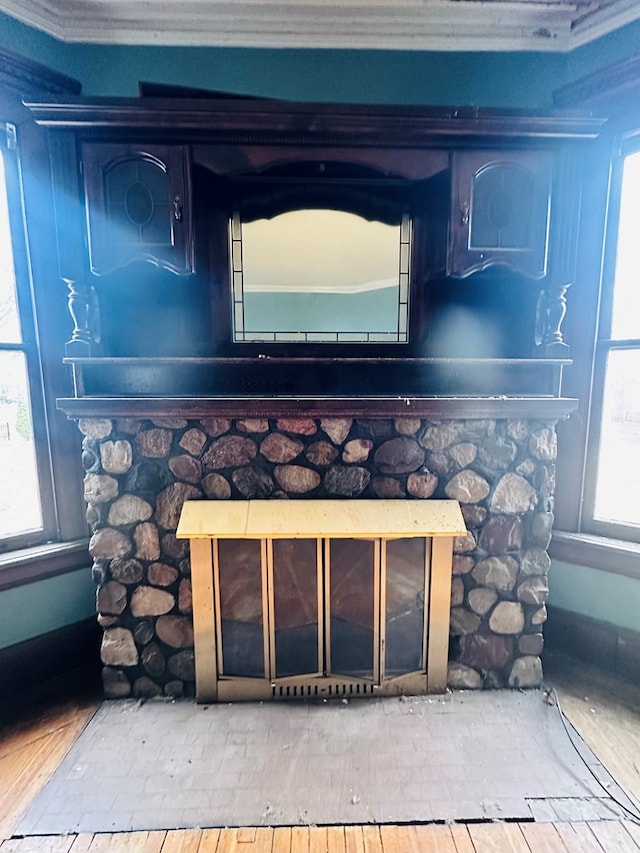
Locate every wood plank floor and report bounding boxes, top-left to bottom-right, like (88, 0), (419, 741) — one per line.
(0, 653), (638, 852)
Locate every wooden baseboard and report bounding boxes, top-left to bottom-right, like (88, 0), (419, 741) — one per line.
(0, 618), (101, 701)
(545, 605), (640, 684)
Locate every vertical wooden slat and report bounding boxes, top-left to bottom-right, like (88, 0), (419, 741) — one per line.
(327, 826), (346, 853)
(373, 538), (381, 684)
(68, 835), (95, 853)
(197, 829), (221, 852)
(413, 824), (458, 852)
(344, 825), (365, 853)
(518, 822), (570, 852)
(361, 826), (383, 853)
(235, 827), (273, 851)
(317, 538), (324, 676)
(449, 824), (476, 853)
(291, 826), (310, 853)
(191, 537), (217, 702)
(588, 820), (640, 853)
(623, 821), (640, 849)
(324, 539), (332, 675)
(554, 822), (605, 853)
(309, 826), (327, 853)
(468, 822), (531, 852)
(266, 539), (276, 682)
(161, 829), (203, 852)
(379, 539), (387, 684)
(216, 828), (238, 853)
(235, 829), (256, 843)
(212, 539), (224, 680)
(422, 535), (432, 674)
(271, 826), (292, 853)
(427, 536), (454, 693)
(379, 825), (418, 853)
(261, 538), (271, 681)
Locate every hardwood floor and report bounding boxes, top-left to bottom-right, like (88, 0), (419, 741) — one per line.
(0, 655), (638, 852)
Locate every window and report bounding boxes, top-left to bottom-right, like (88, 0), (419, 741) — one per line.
(0, 132), (57, 552)
(583, 139), (640, 540)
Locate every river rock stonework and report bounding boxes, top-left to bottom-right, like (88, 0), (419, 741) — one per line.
(79, 416), (557, 698)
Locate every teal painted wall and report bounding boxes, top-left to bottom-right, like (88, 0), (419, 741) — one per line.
(0, 568), (95, 650)
(549, 560), (640, 634)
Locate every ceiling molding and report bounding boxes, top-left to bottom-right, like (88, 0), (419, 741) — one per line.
(1, 0), (639, 52)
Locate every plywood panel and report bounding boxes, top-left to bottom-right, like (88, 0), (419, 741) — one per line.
(177, 500), (465, 540)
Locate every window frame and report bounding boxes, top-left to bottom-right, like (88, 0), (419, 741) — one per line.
(581, 132), (640, 544)
(0, 128), (59, 552)
(0, 49), (87, 575)
(550, 59), (640, 575)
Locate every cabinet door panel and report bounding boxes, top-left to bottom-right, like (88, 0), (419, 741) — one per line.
(449, 149), (552, 279)
(82, 143), (194, 276)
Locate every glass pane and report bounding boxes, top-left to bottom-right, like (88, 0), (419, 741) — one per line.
(329, 539), (375, 679)
(106, 158), (170, 244)
(0, 351), (43, 538)
(593, 348), (640, 527)
(610, 151), (640, 340)
(471, 164), (533, 250)
(0, 152), (21, 343)
(217, 539), (265, 677)
(385, 538), (425, 677)
(272, 539), (319, 678)
(235, 210), (407, 343)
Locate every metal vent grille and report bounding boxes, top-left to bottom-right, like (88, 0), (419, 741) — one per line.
(272, 681), (377, 700)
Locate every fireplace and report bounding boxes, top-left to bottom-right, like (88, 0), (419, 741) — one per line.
(78, 408), (563, 699)
(26, 93), (597, 699)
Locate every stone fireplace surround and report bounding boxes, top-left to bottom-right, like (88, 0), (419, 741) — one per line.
(83, 411), (557, 699)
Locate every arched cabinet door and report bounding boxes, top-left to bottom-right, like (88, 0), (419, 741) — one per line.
(447, 149), (552, 279)
(82, 143), (194, 276)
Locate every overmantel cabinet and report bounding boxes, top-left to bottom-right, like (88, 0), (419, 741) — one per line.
(448, 149), (552, 280)
(82, 142), (194, 276)
(26, 96), (604, 401)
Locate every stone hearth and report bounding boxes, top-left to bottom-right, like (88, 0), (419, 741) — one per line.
(81, 414), (556, 698)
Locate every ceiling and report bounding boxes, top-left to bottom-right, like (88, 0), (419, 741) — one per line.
(1, 0), (639, 52)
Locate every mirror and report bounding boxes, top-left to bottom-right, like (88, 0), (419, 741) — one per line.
(230, 209), (410, 344)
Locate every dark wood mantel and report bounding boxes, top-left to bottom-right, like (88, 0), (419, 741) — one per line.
(56, 394), (578, 421)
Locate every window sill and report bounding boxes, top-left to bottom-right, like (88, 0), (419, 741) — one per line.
(0, 539), (90, 591)
(550, 530), (640, 580)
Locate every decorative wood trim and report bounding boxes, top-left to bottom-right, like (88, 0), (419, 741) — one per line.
(56, 395), (579, 420)
(550, 530), (640, 580)
(0, 46), (80, 97)
(24, 98), (606, 145)
(545, 604), (640, 684)
(0, 539), (91, 591)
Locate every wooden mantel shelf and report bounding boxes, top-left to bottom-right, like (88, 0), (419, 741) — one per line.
(56, 395), (578, 420)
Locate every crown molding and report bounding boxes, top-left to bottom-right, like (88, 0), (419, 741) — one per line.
(2, 0), (639, 52)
